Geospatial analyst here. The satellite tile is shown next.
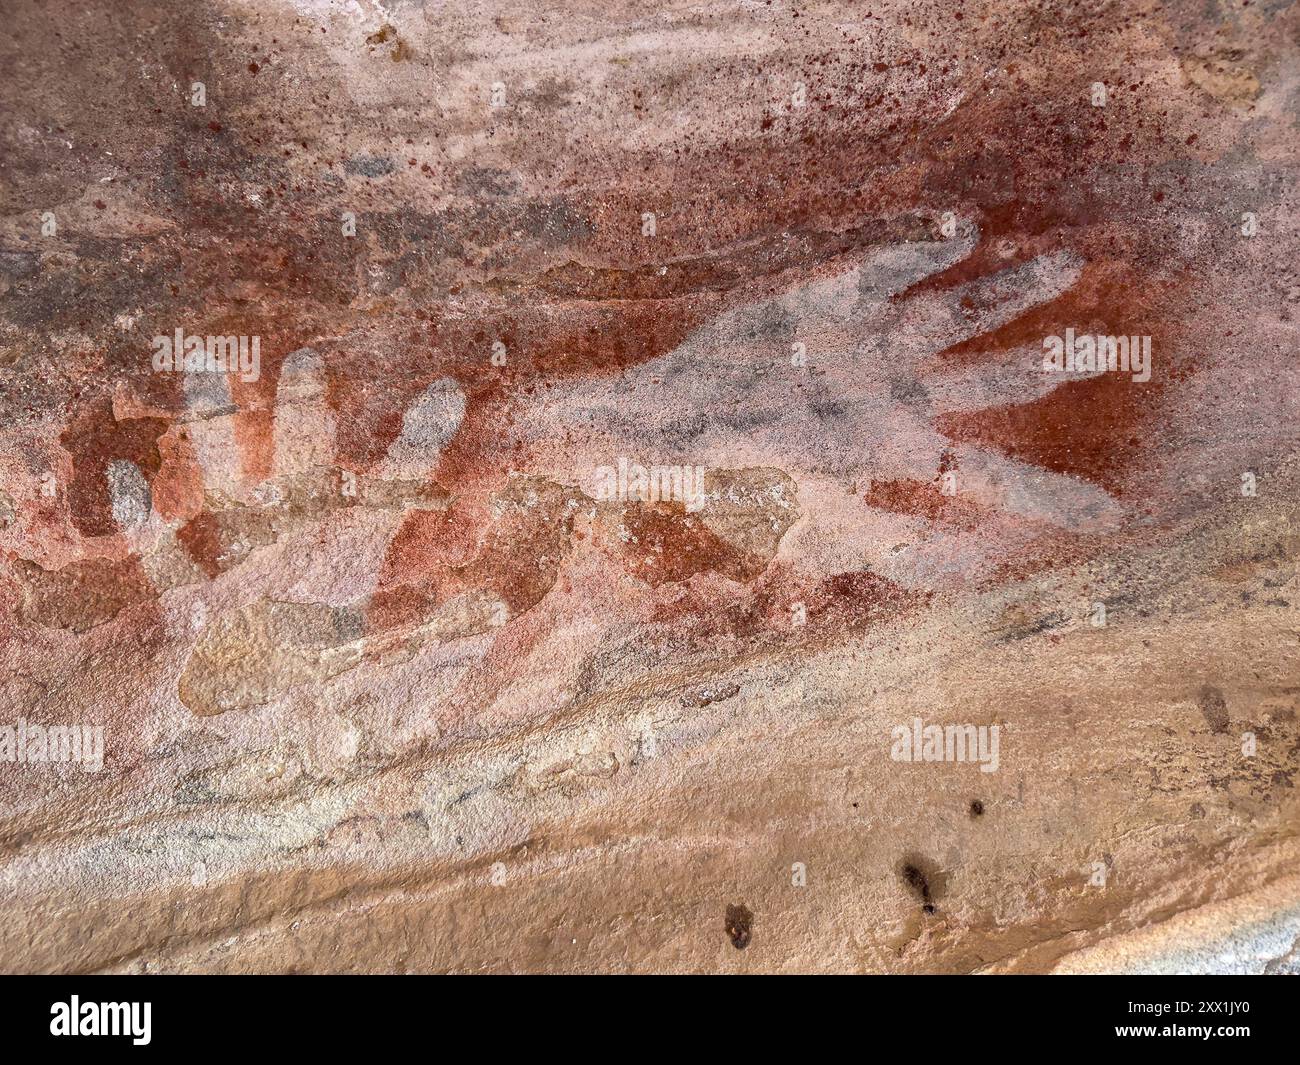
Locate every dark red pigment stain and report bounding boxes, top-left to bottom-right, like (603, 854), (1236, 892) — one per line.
(937, 260), (1172, 367)
(977, 529), (1091, 589)
(59, 399), (169, 538)
(613, 503), (763, 587)
(176, 511), (226, 579)
(864, 478), (996, 532)
(811, 571), (929, 630)
(725, 903), (753, 950)
(318, 297), (703, 485)
(634, 560), (926, 655)
(938, 370), (1156, 499)
(367, 479), (584, 634)
(925, 259), (1177, 501)
(368, 488), (781, 637)
(13, 1), (1219, 651)
(257, 93), (1176, 529)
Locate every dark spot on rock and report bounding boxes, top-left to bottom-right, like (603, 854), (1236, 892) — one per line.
(0, 831), (33, 857)
(453, 165), (523, 199)
(344, 155), (395, 178)
(1198, 684), (1229, 733)
(898, 854), (944, 915)
(969, 799), (984, 817)
(0, 251), (39, 280)
(725, 903), (753, 950)
(996, 609), (1067, 643)
(890, 375), (930, 407)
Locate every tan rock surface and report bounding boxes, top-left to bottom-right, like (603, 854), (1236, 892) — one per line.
(0, 0), (1297, 973)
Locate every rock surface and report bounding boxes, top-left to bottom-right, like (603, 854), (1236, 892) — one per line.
(0, 0), (1298, 973)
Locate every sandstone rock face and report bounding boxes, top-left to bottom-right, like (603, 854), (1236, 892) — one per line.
(0, 0), (1298, 974)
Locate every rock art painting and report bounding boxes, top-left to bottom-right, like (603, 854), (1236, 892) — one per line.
(1, 0), (1298, 979)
